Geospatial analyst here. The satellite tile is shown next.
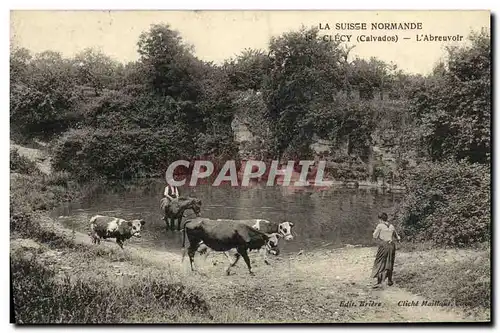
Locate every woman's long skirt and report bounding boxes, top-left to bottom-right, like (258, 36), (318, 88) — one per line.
(372, 242), (396, 278)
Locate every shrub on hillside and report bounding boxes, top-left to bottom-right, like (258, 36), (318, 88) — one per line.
(10, 173), (77, 235)
(51, 127), (192, 180)
(396, 160), (490, 246)
(10, 148), (40, 175)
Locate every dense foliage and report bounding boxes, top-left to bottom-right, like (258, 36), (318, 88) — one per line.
(408, 30), (491, 164)
(396, 160), (490, 246)
(10, 148), (40, 175)
(394, 30), (491, 246)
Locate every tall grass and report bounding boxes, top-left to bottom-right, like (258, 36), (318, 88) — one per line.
(397, 253), (490, 316)
(11, 255), (212, 324)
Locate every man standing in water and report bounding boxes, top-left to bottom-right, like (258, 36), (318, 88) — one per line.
(372, 212), (401, 288)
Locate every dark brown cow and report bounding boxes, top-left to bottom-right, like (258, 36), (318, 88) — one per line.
(182, 218), (281, 276)
(88, 215), (145, 249)
(198, 219), (294, 261)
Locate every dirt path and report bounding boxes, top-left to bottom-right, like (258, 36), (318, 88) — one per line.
(29, 216), (479, 323)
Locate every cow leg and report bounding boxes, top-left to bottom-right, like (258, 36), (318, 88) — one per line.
(89, 231), (100, 245)
(163, 215), (168, 231)
(237, 247), (254, 276)
(176, 217), (182, 232)
(226, 253), (241, 276)
(223, 251), (234, 266)
(260, 248), (271, 265)
(204, 249), (211, 261)
(116, 238), (124, 249)
(187, 242), (200, 272)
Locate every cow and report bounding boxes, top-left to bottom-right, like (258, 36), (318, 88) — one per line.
(88, 215), (145, 249)
(198, 219), (294, 261)
(216, 219), (294, 240)
(182, 218), (282, 276)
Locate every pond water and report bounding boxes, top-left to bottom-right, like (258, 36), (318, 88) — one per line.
(52, 179), (403, 254)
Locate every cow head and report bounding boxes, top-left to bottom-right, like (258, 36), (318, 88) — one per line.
(128, 219), (146, 238)
(266, 233), (281, 255)
(188, 198), (202, 217)
(278, 221), (294, 241)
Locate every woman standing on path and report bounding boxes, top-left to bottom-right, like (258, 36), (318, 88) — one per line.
(372, 212), (401, 288)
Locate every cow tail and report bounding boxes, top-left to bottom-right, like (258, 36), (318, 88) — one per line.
(181, 222), (187, 262)
(182, 222), (187, 248)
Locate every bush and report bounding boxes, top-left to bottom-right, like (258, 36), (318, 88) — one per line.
(9, 172), (87, 242)
(11, 256), (211, 323)
(51, 127), (192, 180)
(10, 148), (40, 175)
(326, 155), (370, 182)
(396, 160), (490, 246)
(10, 151), (106, 243)
(10, 51), (82, 141)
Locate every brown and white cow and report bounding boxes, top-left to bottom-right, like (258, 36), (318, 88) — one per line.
(182, 217), (282, 276)
(217, 219), (294, 241)
(88, 215), (145, 249)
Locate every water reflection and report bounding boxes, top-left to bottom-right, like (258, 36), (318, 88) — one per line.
(52, 180), (403, 254)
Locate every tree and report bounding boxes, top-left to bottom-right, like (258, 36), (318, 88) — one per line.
(225, 48), (270, 91)
(137, 24), (201, 101)
(10, 50), (81, 140)
(387, 70), (424, 100)
(195, 62), (237, 159)
(10, 47), (32, 84)
(134, 24), (207, 157)
(73, 48), (121, 96)
(349, 57), (394, 100)
(409, 29), (491, 164)
(262, 26), (345, 158)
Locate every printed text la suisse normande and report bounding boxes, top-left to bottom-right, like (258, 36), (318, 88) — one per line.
(320, 22), (423, 30)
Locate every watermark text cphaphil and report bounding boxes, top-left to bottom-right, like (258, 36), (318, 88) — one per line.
(165, 160), (333, 187)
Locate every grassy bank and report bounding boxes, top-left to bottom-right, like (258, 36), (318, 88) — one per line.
(396, 246), (490, 319)
(11, 239), (214, 324)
